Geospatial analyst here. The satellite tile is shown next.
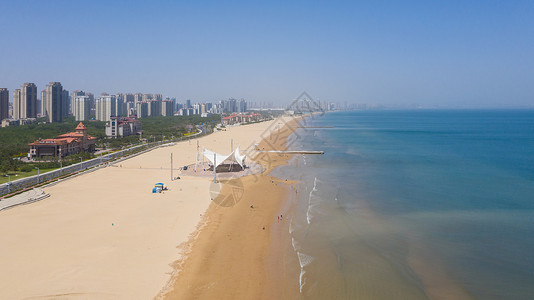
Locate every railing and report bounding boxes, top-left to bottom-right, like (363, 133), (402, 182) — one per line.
(0, 126), (208, 198)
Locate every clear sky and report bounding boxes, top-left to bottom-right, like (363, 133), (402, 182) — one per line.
(1, 0), (533, 107)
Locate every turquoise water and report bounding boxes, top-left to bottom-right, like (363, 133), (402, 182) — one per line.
(276, 110), (534, 299)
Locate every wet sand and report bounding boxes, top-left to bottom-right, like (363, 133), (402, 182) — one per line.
(0, 118), (294, 299)
(159, 118), (302, 300)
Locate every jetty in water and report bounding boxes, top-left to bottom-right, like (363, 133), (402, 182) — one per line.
(257, 150), (325, 155)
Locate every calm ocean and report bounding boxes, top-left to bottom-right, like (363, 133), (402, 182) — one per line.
(274, 110), (534, 300)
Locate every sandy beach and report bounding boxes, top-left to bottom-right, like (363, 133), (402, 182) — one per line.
(0, 116), (299, 299)
(159, 117), (302, 300)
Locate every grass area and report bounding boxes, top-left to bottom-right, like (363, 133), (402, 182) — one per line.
(0, 168), (58, 184)
(0, 114), (221, 175)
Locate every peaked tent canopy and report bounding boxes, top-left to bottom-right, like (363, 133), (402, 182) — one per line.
(202, 147), (246, 168)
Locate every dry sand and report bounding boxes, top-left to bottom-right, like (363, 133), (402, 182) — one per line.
(0, 117), (296, 299)
(159, 117), (302, 300)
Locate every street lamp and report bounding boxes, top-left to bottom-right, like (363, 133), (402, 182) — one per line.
(35, 167), (39, 183)
(6, 175), (10, 193)
(80, 157), (83, 171)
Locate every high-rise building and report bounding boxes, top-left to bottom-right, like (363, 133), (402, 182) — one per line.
(86, 92), (95, 117)
(115, 96), (126, 117)
(13, 89), (21, 119)
(142, 94), (153, 102)
(62, 89), (70, 116)
(136, 102), (148, 118)
(185, 99), (192, 109)
(134, 93), (143, 105)
(223, 98), (238, 113)
(124, 93), (134, 103)
(237, 99), (247, 113)
(193, 103), (200, 115)
(124, 93), (135, 116)
(73, 95), (90, 121)
(71, 91), (85, 116)
(95, 95), (116, 121)
(154, 94), (162, 101)
(162, 100), (174, 116)
(126, 101), (136, 116)
(13, 83), (38, 119)
(205, 102), (213, 111)
(0, 88), (8, 120)
(147, 100), (161, 116)
(46, 82), (64, 123)
(40, 90), (46, 118)
(21, 83), (38, 118)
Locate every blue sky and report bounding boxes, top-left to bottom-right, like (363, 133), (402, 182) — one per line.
(1, 0), (533, 107)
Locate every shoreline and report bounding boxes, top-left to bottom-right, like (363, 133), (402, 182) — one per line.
(159, 117), (303, 299)
(0, 118), (289, 299)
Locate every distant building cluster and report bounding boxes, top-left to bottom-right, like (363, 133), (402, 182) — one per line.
(1, 82), (253, 127)
(175, 98), (247, 117)
(222, 113), (263, 126)
(1, 82), (70, 127)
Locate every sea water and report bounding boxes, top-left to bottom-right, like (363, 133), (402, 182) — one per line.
(273, 110), (534, 299)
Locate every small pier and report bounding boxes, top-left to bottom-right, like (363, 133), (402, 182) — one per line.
(257, 150), (325, 155)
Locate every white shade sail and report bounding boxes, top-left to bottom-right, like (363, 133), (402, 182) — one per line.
(202, 146), (246, 168)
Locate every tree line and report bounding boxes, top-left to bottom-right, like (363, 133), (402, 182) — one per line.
(0, 115), (220, 175)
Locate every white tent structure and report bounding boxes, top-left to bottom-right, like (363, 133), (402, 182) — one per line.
(202, 146), (246, 169)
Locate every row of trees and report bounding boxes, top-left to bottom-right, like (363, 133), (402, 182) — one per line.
(0, 115), (220, 175)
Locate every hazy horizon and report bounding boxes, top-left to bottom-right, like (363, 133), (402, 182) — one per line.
(1, 1), (533, 108)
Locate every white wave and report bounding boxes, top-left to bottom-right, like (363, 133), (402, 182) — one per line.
(297, 251), (314, 268)
(291, 237), (299, 252)
(289, 218), (296, 235)
(299, 269), (307, 293)
(306, 177), (322, 224)
(296, 251), (314, 293)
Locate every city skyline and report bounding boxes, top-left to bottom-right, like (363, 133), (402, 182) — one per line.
(1, 1), (533, 108)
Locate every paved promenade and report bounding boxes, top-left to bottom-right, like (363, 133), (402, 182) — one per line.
(0, 188), (49, 211)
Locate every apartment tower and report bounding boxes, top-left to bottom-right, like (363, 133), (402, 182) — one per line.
(73, 95), (91, 121)
(46, 82), (64, 123)
(40, 89), (46, 118)
(0, 88), (8, 120)
(12, 83), (37, 119)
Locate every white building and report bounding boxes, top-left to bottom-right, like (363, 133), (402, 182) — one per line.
(193, 103), (200, 115)
(96, 95), (116, 121)
(73, 95), (91, 121)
